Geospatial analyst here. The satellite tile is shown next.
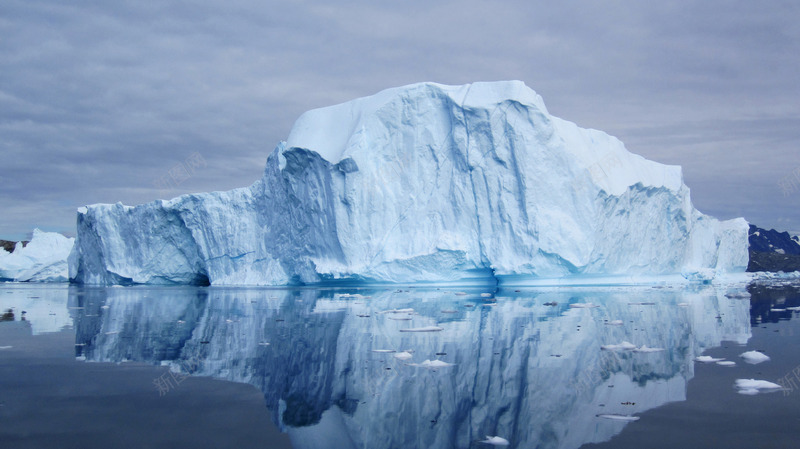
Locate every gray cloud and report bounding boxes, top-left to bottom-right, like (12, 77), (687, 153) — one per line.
(1, 0), (799, 241)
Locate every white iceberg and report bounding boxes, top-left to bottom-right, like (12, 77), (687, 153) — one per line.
(412, 359), (454, 369)
(596, 414), (640, 421)
(481, 435), (510, 446)
(399, 326), (443, 333)
(68, 81), (749, 286)
(739, 351), (770, 364)
(695, 355), (725, 363)
(394, 351), (413, 360)
(0, 229), (74, 282)
(601, 341), (638, 351)
(735, 378), (782, 395)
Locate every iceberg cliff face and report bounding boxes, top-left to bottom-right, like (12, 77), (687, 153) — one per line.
(69, 81), (749, 285)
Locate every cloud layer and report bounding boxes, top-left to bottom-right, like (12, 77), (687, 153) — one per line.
(2, 0), (799, 240)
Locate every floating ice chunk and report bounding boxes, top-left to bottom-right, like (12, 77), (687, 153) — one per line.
(381, 308), (415, 314)
(372, 349), (396, 353)
(483, 303), (498, 307)
(770, 308), (787, 312)
(400, 326), (443, 332)
(100, 305), (110, 309)
(601, 341), (637, 351)
(739, 351), (770, 364)
(413, 359), (454, 369)
(787, 306), (800, 311)
(735, 378), (782, 394)
(606, 320), (624, 326)
(258, 342), (271, 346)
(597, 414), (640, 421)
(0, 346), (12, 350)
(481, 436), (510, 446)
(634, 345), (665, 353)
(570, 303), (599, 309)
(480, 293), (493, 298)
(716, 361), (736, 367)
(695, 355), (725, 363)
(394, 351), (413, 360)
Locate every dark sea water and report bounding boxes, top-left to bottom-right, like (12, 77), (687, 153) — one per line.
(1, 282), (799, 449)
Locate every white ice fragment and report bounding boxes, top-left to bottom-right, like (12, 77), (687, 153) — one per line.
(399, 326), (443, 332)
(677, 302), (690, 307)
(734, 378), (782, 394)
(601, 341), (637, 351)
(381, 308), (415, 314)
(606, 320), (624, 326)
(481, 436), (510, 446)
(739, 351), (770, 364)
(570, 303), (599, 309)
(412, 359), (454, 369)
(770, 308), (787, 312)
(394, 351), (413, 360)
(258, 342), (271, 346)
(371, 349), (396, 353)
(480, 293), (493, 298)
(695, 355), (725, 363)
(634, 345), (665, 353)
(0, 346), (12, 350)
(597, 414), (640, 421)
(716, 361), (736, 367)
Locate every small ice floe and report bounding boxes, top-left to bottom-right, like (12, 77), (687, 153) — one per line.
(480, 435), (509, 446)
(0, 346), (12, 350)
(695, 355), (725, 363)
(633, 345), (665, 353)
(677, 302), (690, 307)
(606, 320), (624, 326)
(76, 355), (86, 361)
(739, 351), (770, 364)
(717, 361), (736, 367)
(394, 351), (413, 360)
(388, 316), (413, 321)
(770, 308), (787, 312)
(483, 303), (498, 307)
(258, 342), (271, 346)
(596, 414), (639, 421)
(100, 305), (110, 309)
(104, 331), (119, 335)
(601, 341), (637, 351)
(400, 326), (443, 332)
(372, 349), (396, 353)
(735, 378), (783, 395)
(412, 359), (454, 369)
(177, 320), (185, 324)
(440, 309), (458, 314)
(786, 306), (800, 311)
(570, 303), (599, 309)
(381, 308), (415, 314)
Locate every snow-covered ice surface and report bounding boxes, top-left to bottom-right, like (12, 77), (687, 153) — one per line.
(64, 285), (753, 449)
(0, 230), (74, 282)
(69, 81), (748, 286)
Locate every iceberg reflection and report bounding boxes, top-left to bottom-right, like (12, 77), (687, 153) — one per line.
(69, 286), (751, 449)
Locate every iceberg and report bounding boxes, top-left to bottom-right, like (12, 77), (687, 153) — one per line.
(0, 229), (74, 282)
(68, 81), (749, 286)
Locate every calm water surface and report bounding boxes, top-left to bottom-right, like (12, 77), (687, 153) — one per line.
(1, 282), (799, 448)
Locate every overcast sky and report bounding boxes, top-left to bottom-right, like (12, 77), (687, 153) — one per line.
(2, 0), (799, 241)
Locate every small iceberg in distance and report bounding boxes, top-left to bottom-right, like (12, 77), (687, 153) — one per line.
(481, 435), (510, 446)
(695, 355), (726, 363)
(739, 351), (770, 364)
(601, 341), (637, 351)
(597, 414), (640, 422)
(735, 379), (783, 395)
(399, 326), (443, 332)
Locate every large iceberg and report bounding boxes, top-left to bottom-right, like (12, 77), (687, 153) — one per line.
(0, 229), (74, 282)
(69, 81), (748, 286)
